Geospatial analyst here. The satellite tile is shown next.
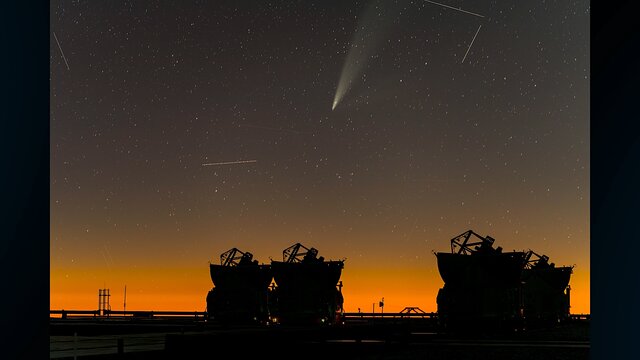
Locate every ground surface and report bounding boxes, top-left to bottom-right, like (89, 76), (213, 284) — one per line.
(50, 318), (589, 359)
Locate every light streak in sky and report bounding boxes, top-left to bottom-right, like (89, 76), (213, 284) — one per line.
(202, 160), (258, 166)
(422, 1), (485, 64)
(53, 32), (71, 70)
(461, 24), (482, 64)
(423, 0), (485, 18)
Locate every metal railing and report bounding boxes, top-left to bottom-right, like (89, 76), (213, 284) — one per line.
(342, 312), (438, 319)
(51, 310), (589, 322)
(569, 313), (590, 320)
(50, 309), (207, 320)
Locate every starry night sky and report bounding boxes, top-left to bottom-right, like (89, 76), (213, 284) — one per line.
(50, 0), (589, 313)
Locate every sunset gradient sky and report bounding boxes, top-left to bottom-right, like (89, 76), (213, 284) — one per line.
(50, 1), (589, 314)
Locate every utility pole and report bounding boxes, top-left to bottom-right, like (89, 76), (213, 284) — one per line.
(98, 288), (111, 317)
(124, 285), (127, 314)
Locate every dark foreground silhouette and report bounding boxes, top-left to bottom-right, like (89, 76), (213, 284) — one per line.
(50, 231), (586, 359)
(49, 319), (589, 360)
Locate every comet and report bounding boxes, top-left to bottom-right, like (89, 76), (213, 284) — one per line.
(332, 0), (484, 110)
(332, 0), (402, 111)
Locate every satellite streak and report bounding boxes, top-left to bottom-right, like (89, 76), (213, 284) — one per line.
(202, 160), (257, 167)
(423, 0), (485, 18)
(53, 32), (70, 70)
(461, 24), (482, 64)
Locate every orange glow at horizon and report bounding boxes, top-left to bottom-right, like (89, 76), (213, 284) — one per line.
(50, 265), (590, 315)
